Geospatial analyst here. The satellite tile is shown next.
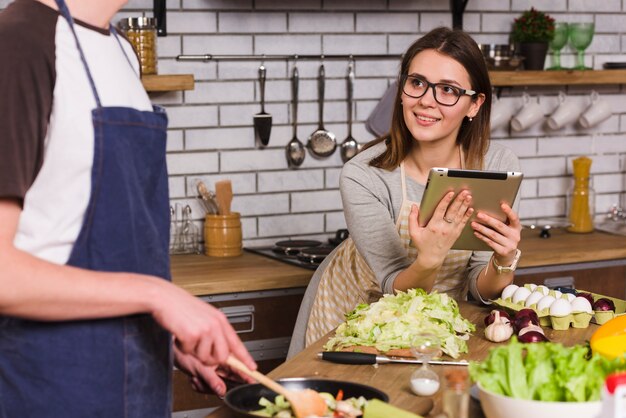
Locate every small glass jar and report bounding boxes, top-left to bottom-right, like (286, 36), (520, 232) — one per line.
(442, 369), (469, 418)
(118, 17), (158, 75)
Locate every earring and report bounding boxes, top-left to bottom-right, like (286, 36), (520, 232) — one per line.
(468, 117), (473, 122)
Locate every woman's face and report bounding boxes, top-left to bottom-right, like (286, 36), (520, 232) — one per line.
(401, 49), (484, 147)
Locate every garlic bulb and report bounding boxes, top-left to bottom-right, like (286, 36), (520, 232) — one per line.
(484, 310), (514, 343)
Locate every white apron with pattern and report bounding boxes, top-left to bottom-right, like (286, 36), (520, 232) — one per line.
(305, 162), (473, 347)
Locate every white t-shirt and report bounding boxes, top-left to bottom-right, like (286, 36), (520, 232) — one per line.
(0, 0), (153, 264)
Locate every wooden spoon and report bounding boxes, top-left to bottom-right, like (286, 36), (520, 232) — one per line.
(226, 356), (327, 418)
(214, 180), (233, 216)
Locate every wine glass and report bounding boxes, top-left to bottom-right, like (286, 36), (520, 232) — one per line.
(409, 332), (442, 396)
(547, 22), (569, 70)
(569, 22), (595, 70)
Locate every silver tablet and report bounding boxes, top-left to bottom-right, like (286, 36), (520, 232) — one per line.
(417, 168), (523, 251)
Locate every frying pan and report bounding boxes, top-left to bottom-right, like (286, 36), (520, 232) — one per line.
(224, 377), (388, 417)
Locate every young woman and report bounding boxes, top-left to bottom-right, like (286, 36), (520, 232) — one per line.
(288, 27), (522, 357)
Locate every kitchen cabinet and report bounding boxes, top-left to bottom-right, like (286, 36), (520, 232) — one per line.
(489, 69), (626, 86)
(515, 260), (626, 299)
(141, 74), (194, 92)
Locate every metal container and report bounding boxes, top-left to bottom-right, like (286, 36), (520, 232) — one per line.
(118, 17), (158, 75)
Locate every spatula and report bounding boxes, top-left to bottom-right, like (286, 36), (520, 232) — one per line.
(253, 64), (272, 147)
(226, 356), (327, 418)
(214, 179), (232, 216)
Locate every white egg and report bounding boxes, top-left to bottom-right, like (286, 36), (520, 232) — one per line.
(549, 298), (573, 317)
(512, 286), (532, 304)
(553, 290), (563, 299)
(535, 285), (549, 295)
(537, 295), (556, 312)
(527, 283), (537, 291)
(501, 284), (519, 300)
(524, 291), (545, 308)
(565, 293), (576, 302)
(571, 296), (593, 313)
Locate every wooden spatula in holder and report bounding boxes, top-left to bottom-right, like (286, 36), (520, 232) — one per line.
(214, 180), (233, 216)
(204, 179), (241, 257)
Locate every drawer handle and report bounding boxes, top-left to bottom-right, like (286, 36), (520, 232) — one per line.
(219, 305), (255, 334)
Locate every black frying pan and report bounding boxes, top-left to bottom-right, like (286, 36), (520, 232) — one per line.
(224, 377), (388, 417)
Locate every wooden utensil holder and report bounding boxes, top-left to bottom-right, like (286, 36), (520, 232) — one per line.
(204, 212), (242, 257)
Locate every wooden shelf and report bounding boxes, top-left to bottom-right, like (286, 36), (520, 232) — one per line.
(489, 69), (626, 86)
(141, 74), (195, 92)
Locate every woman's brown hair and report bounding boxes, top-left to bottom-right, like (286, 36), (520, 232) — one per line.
(365, 27), (492, 170)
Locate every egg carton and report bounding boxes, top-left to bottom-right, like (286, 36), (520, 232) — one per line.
(492, 285), (626, 330)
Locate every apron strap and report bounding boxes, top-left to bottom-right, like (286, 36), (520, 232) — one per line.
(110, 25), (141, 77)
(399, 162), (408, 202)
(54, 0), (102, 108)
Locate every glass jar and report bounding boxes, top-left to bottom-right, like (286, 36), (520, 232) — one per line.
(118, 17), (158, 75)
(566, 157), (595, 233)
(442, 369), (469, 418)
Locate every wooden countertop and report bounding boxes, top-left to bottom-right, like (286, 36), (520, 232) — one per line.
(518, 228), (626, 268)
(172, 230), (626, 296)
(206, 302), (598, 418)
(170, 252), (313, 296)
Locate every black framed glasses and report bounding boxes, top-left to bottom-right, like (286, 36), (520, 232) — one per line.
(401, 74), (477, 106)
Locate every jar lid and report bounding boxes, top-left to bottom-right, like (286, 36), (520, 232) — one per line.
(118, 17), (157, 30)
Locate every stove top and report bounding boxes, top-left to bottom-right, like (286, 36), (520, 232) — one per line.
(245, 231), (349, 270)
(244, 246), (325, 270)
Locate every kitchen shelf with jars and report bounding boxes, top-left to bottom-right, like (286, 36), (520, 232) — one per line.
(489, 69), (626, 87)
(117, 17), (195, 92)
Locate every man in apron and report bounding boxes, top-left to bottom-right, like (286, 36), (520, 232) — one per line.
(0, 1), (255, 415)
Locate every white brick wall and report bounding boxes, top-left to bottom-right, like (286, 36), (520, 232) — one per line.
(5, 1), (624, 245)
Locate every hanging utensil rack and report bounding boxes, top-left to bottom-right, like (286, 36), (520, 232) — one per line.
(176, 54), (401, 62)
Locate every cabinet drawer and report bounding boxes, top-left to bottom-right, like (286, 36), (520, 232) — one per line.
(516, 260), (626, 299)
(201, 288), (305, 342)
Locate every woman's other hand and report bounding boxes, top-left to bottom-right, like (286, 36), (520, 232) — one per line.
(471, 202), (521, 264)
(408, 190), (474, 267)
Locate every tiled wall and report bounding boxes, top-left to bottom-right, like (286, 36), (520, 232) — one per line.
(7, 0), (626, 245)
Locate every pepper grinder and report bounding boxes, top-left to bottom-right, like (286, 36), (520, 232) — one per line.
(567, 156), (595, 233)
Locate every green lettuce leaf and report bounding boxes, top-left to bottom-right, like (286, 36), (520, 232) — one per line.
(324, 289), (475, 358)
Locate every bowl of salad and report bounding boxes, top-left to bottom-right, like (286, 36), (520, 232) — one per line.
(224, 377), (388, 417)
(470, 338), (626, 418)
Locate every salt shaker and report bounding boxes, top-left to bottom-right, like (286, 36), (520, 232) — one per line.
(441, 369), (469, 418)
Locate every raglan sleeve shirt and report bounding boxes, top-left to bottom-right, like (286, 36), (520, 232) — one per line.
(0, 0), (56, 205)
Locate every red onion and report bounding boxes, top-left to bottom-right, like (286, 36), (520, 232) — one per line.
(516, 308), (539, 322)
(517, 330), (549, 343)
(576, 292), (595, 306)
(518, 323), (545, 337)
(513, 309), (540, 334)
(593, 298), (616, 312)
(484, 309), (511, 326)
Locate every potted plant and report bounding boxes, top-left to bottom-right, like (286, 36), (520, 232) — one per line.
(511, 7), (555, 70)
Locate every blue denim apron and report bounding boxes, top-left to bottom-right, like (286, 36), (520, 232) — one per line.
(0, 1), (172, 416)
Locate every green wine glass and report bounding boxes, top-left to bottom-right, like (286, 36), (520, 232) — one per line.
(569, 22), (595, 70)
(547, 22), (569, 70)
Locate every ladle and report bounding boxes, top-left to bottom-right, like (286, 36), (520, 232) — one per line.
(286, 63), (305, 168)
(226, 355), (327, 418)
(340, 58), (359, 163)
